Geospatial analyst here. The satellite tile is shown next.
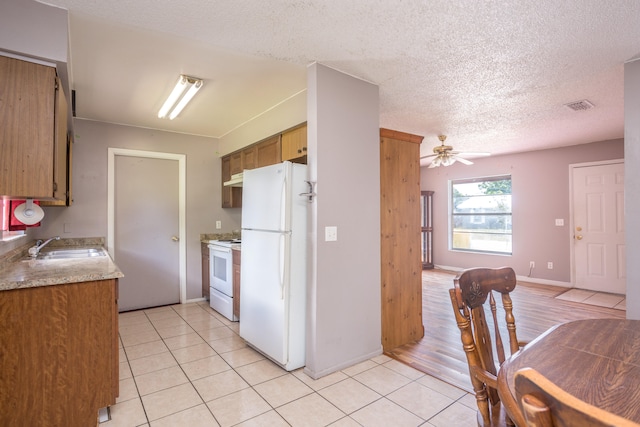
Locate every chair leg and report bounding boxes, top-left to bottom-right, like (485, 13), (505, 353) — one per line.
(474, 386), (492, 425)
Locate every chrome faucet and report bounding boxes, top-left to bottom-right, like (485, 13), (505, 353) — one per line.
(28, 236), (61, 258)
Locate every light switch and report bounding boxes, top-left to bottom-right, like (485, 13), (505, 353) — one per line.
(555, 219), (564, 226)
(325, 226), (338, 242)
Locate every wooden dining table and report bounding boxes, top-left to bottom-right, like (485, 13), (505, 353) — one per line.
(497, 318), (640, 426)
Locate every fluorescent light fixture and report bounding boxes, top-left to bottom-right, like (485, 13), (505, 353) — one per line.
(158, 75), (203, 120)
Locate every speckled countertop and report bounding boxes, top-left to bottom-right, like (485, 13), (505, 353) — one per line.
(0, 237), (124, 292)
(200, 232), (241, 242)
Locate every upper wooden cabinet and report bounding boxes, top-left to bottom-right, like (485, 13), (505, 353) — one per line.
(220, 134), (282, 208)
(242, 145), (257, 171)
(230, 151), (243, 176)
(0, 55), (69, 201)
(221, 156), (242, 208)
(256, 135), (281, 168)
(281, 124), (308, 162)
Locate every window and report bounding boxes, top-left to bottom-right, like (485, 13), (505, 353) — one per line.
(451, 176), (512, 254)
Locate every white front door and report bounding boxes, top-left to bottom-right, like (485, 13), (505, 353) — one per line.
(572, 160), (625, 293)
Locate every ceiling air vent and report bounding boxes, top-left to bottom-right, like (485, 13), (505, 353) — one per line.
(564, 99), (594, 111)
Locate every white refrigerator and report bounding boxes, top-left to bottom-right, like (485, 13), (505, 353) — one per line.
(239, 161), (308, 371)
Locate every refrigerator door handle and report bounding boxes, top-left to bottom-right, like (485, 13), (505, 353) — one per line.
(280, 172), (287, 231)
(279, 233), (285, 299)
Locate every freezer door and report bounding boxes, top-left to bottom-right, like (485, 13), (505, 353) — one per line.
(239, 229), (290, 365)
(242, 162), (289, 232)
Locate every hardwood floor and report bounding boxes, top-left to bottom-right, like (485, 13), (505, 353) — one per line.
(386, 269), (626, 392)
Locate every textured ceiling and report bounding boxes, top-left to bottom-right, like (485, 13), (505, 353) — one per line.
(38, 0), (640, 161)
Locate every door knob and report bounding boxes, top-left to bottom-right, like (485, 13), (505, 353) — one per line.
(575, 235), (583, 240)
(171, 236), (179, 242)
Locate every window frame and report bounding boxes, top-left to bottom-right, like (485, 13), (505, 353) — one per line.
(449, 175), (513, 255)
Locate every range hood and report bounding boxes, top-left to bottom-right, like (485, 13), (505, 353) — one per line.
(223, 172), (243, 187)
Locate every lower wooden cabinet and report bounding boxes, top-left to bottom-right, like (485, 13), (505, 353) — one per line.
(0, 279), (119, 427)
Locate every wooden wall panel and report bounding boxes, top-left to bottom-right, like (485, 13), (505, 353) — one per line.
(380, 128), (424, 351)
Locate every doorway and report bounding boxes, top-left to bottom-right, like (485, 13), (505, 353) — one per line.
(107, 148), (186, 311)
(571, 160), (625, 294)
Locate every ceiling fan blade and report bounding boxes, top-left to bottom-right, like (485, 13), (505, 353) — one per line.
(420, 153), (438, 159)
(454, 156), (474, 165)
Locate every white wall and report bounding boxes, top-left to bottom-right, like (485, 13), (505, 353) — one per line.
(0, 0), (68, 63)
(305, 63), (382, 378)
(421, 139), (624, 285)
(624, 59), (640, 319)
(218, 91), (307, 156)
(0, 0), (71, 102)
(35, 119), (236, 300)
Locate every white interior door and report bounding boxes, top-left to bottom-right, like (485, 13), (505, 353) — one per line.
(572, 161), (625, 293)
(111, 152), (183, 311)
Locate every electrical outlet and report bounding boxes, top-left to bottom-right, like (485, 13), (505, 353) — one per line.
(216, 220), (222, 229)
(325, 226), (338, 242)
(547, 262), (554, 269)
(529, 261), (535, 269)
(555, 219), (564, 226)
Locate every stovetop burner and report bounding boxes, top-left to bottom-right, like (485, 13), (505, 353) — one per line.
(209, 239), (241, 248)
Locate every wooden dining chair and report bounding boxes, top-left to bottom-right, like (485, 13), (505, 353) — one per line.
(449, 267), (525, 427)
(515, 367), (640, 427)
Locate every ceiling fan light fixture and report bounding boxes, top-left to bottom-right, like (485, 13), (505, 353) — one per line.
(441, 155), (455, 166)
(422, 134), (487, 167)
(158, 74), (203, 120)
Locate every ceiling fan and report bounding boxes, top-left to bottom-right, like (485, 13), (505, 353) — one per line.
(421, 135), (490, 168)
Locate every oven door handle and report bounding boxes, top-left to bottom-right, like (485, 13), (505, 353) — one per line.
(209, 245), (232, 255)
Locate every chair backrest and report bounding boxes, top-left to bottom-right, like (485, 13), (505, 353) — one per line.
(449, 267), (520, 424)
(515, 367), (640, 427)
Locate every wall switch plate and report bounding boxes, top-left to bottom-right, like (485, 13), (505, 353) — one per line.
(216, 220), (222, 229)
(530, 261), (535, 269)
(547, 262), (554, 269)
(555, 219), (564, 226)
(325, 226), (338, 242)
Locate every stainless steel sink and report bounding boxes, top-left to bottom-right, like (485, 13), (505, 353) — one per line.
(36, 248), (107, 260)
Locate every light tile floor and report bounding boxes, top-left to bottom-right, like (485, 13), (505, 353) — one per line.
(555, 288), (626, 310)
(104, 301), (478, 427)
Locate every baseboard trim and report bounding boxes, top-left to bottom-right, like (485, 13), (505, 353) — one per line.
(434, 264), (572, 288)
(303, 346), (383, 379)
